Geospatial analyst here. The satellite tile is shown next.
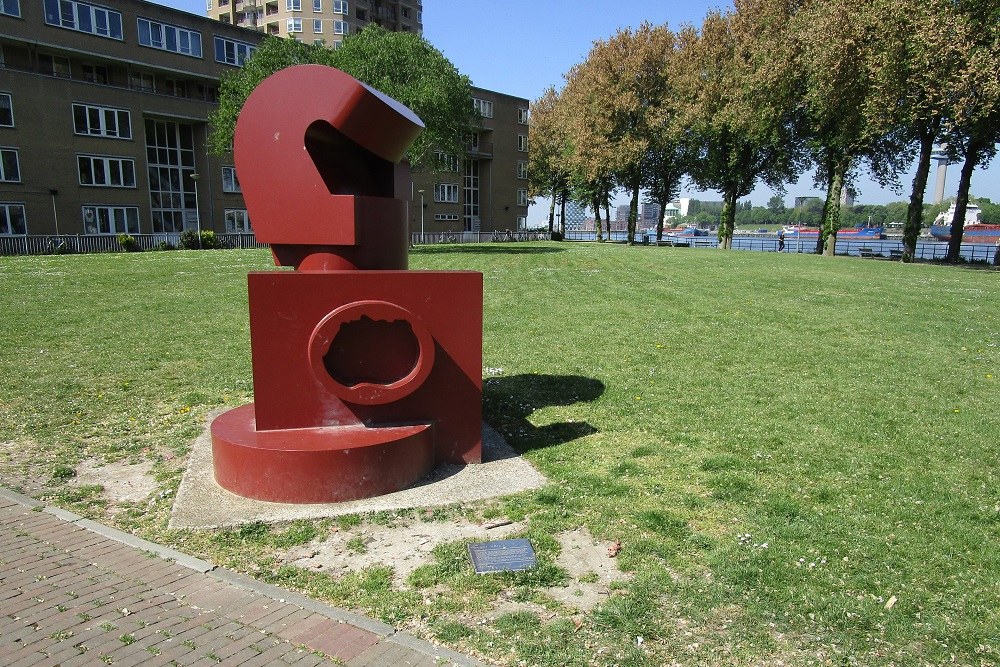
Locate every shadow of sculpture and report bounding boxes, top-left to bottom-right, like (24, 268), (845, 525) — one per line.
(483, 374), (605, 454)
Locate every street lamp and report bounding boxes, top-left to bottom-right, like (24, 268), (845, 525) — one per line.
(190, 172), (201, 248)
(417, 189), (425, 244)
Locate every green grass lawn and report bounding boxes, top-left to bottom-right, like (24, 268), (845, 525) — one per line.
(1, 243), (998, 666)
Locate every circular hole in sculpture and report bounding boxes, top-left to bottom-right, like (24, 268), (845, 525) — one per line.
(323, 316), (420, 387)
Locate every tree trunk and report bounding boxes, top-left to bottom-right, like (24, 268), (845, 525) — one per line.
(593, 194), (603, 242)
(604, 197), (612, 240)
(559, 194), (567, 237)
(656, 200), (666, 242)
(549, 186), (556, 238)
(815, 170), (834, 254)
(822, 167), (846, 257)
(902, 126), (936, 262)
(947, 137), (983, 263)
(716, 191), (738, 250)
(627, 179), (640, 244)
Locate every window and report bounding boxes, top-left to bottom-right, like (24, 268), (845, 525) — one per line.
(82, 205), (139, 235)
(472, 98), (493, 118)
(287, 18), (302, 32)
(517, 215), (527, 229)
(286, 0), (300, 9)
(163, 79), (187, 97)
(38, 54), (71, 78)
(146, 119), (196, 234)
(517, 189), (528, 207)
(77, 155), (135, 188)
(137, 18), (202, 57)
(434, 151), (459, 172)
(43, 0), (123, 39)
(518, 107), (529, 124)
(312, 0), (321, 10)
(434, 213), (459, 222)
(222, 166), (241, 192)
(332, 0), (346, 12)
(0, 148), (20, 182)
(81, 63), (109, 84)
(518, 134), (527, 152)
(355, 7), (366, 19)
(1, 0), (20, 18)
(214, 36), (255, 66)
(0, 204), (26, 235)
(333, 20), (347, 34)
(73, 104), (131, 139)
(401, 6), (409, 18)
(434, 183), (459, 203)
(517, 161), (528, 179)
(205, 0), (211, 8)
(313, 19), (322, 32)
(416, 9), (421, 22)
(130, 71), (155, 92)
(225, 209), (252, 233)
(0, 94), (12, 127)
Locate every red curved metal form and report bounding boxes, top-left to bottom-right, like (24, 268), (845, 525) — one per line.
(211, 65), (483, 504)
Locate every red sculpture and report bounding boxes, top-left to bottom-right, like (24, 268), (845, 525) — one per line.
(211, 65), (483, 503)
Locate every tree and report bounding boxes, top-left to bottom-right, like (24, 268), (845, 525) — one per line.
(674, 0), (806, 250)
(939, 0), (1000, 262)
(562, 23), (676, 244)
(767, 195), (786, 215)
(528, 86), (572, 236)
(209, 28), (478, 170)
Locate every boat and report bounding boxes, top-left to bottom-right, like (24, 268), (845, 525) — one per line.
(929, 203), (1000, 243)
(665, 225), (708, 237)
(930, 223), (1000, 244)
(781, 225), (884, 239)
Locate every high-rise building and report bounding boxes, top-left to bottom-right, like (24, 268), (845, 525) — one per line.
(562, 201), (586, 231)
(211, 0), (422, 45)
(0, 0), (527, 244)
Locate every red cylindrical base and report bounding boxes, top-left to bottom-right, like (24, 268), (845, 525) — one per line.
(211, 404), (434, 503)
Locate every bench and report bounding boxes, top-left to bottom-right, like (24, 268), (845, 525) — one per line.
(888, 250), (904, 260)
(858, 247), (875, 258)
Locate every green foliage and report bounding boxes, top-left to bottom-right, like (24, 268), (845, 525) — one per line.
(199, 231), (222, 249)
(116, 234), (140, 252)
(155, 241), (177, 251)
(178, 230), (221, 250)
(209, 28), (477, 169)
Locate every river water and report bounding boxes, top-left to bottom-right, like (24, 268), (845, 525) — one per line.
(563, 232), (999, 263)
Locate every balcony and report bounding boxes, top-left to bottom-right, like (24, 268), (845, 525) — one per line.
(466, 141), (493, 158)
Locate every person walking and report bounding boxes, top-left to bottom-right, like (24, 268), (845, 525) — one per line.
(777, 228), (786, 252)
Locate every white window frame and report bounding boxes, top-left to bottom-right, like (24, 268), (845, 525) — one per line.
(225, 209), (252, 233)
(137, 18), (203, 58)
(434, 213), (459, 222)
(517, 134), (528, 152)
(518, 107), (529, 124)
(0, 93), (12, 128)
(333, 20), (347, 34)
(313, 19), (322, 33)
(43, 0), (123, 39)
(0, 203), (26, 235)
(517, 161), (528, 179)
(472, 98), (493, 119)
(1, 0), (19, 18)
(332, 0), (347, 13)
(82, 205), (139, 235)
(0, 147), (20, 183)
(517, 189), (528, 207)
(222, 166), (241, 193)
(39, 54), (71, 77)
(312, 0), (320, 10)
(434, 151), (459, 173)
(287, 17), (302, 32)
(77, 154), (136, 188)
(516, 215), (527, 229)
(214, 36), (255, 66)
(434, 183), (459, 203)
(72, 103), (131, 139)
(286, 0), (301, 10)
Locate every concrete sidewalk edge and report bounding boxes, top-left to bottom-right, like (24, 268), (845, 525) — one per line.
(0, 485), (490, 667)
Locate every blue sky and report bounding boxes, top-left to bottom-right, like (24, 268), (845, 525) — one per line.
(158, 0), (997, 221)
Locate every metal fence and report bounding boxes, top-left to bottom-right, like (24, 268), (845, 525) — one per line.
(0, 233), (267, 256)
(410, 230), (549, 245)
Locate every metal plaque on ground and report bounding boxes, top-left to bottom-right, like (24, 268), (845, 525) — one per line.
(467, 538), (537, 574)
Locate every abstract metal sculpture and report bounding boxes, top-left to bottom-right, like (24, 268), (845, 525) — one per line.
(211, 65), (483, 503)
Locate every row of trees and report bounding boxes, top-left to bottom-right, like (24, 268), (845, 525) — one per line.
(528, 0), (1000, 261)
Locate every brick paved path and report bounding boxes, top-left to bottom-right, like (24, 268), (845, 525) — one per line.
(0, 488), (485, 667)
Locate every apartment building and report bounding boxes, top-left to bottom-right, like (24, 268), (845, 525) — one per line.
(411, 88), (530, 236)
(0, 0), (527, 242)
(0, 0), (265, 238)
(211, 0), (421, 46)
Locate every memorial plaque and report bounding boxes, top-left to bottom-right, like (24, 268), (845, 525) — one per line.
(467, 538), (537, 574)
